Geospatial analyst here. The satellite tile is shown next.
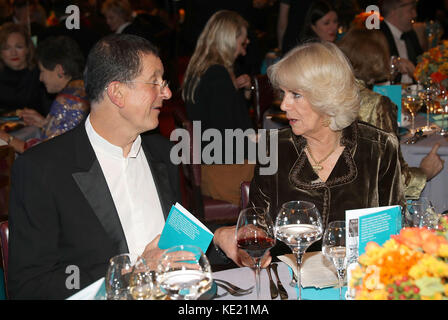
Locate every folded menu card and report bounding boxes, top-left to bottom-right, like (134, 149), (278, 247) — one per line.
(277, 252), (339, 289)
(158, 202), (214, 253)
(345, 205), (402, 256)
(373, 85), (402, 126)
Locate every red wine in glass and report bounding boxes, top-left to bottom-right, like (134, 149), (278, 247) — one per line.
(237, 236), (276, 258)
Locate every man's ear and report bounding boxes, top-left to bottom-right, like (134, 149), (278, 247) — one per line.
(105, 81), (125, 108)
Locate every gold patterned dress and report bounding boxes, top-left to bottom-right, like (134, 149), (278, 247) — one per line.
(357, 81), (426, 199)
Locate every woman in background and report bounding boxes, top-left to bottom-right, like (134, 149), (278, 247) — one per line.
(0, 36), (89, 153)
(338, 28), (444, 199)
(182, 10), (255, 206)
(0, 22), (51, 115)
(300, 0), (339, 44)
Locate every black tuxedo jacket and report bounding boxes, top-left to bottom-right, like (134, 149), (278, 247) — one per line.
(7, 123), (181, 299)
(380, 21), (423, 66)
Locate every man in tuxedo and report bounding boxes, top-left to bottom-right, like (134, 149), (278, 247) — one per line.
(379, 0), (423, 83)
(7, 34), (181, 299)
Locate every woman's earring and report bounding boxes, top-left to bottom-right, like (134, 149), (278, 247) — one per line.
(58, 74), (63, 79)
(322, 119), (331, 127)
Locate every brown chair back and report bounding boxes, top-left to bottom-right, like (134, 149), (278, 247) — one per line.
(252, 74), (274, 128)
(240, 181), (251, 209)
(0, 220), (8, 298)
(0, 146), (14, 222)
(172, 107), (240, 224)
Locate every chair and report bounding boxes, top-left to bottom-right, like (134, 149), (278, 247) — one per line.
(251, 74), (275, 129)
(0, 145), (15, 222)
(240, 181), (251, 209)
(0, 220), (8, 299)
(172, 107), (240, 224)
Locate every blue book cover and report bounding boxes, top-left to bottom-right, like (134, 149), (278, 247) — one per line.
(345, 205), (402, 256)
(373, 85), (402, 126)
(158, 203), (214, 253)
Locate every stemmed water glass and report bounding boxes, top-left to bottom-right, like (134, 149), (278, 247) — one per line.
(405, 197), (439, 229)
(275, 201), (323, 300)
(420, 82), (441, 132)
(235, 206), (276, 300)
(322, 221), (347, 300)
(390, 56), (400, 84)
(156, 244), (212, 300)
(435, 86), (448, 135)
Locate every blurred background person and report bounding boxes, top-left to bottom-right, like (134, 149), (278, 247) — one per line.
(0, 22), (51, 115)
(182, 10), (255, 206)
(338, 27), (444, 199)
(300, 0), (339, 44)
(0, 36), (89, 152)
(378, 0), (422, 84)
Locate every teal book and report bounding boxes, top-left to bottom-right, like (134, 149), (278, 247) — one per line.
(345, 205), (402, 256)
(373, 85), (402, 126)
(158, 202), (214, 254)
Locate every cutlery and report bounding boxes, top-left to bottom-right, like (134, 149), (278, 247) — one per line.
(214, 279), (253, 294)
(215, 282), (252, 296)
(271, 263), (288, 300)
(405, 129), (425, 144)
(266, 264), (279, 299)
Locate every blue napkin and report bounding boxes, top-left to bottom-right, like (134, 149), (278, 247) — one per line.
(287, 267), (347, 300)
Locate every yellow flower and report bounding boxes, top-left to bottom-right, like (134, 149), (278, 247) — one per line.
(439, 244), (448, 257)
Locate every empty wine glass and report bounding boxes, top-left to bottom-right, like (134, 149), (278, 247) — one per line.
(235, 206), (276, 300)
(420, 82), (441, 132)
(435, 86), (448, 135)
(156, 244), (212, 300)
(322, 221), (347, 300)
(275, 201), (323, 300)
(405, 197), (439, 229)
(390, 56), (400, 84)
(106, 253), (145, 300)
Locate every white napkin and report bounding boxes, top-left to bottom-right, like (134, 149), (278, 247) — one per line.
(277, 252), (339, 289)
(66, 277), (105, 300)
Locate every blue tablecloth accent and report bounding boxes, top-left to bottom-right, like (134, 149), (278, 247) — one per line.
(287, 267), (347, 300)
(0, 268), (5, 300)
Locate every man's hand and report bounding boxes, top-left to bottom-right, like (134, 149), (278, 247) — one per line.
(141, 235), (166, 270)
(420, 143), (445, 181)
(214, 226), (272, 268)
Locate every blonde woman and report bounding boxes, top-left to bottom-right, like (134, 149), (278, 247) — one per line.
(214, 42), (405, 266)
(182, 10), (255, 206)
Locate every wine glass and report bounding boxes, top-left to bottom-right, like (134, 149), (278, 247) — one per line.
(405, 197), (439, 229)
(105, 253), (145, 300)
(435, 86), (448, 136)
(235, 206), (276, 300)
(156, 244), (212, 300)
(275, 201), (323, 300)
(389, 56), (400, 84)
(322, 221), (347, 300)
(420, 82), (440, 132)
(403, 91), (424, 134)
(128, 256), (154, 300)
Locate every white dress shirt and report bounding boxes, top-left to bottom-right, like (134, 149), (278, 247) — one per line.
(116, 22), (131, 34)
(385, 20), (413, 84)
(85, 115), (165, 255)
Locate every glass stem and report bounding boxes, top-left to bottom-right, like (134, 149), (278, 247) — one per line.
(427, 106), (430, 129)
(254, 259), (261, 300)
(336, 269), (346, 300)
(294, 249), (304, 300)
(411, 114), (415, 133)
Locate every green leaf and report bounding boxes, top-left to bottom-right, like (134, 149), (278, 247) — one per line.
(415, 277), (444, 297)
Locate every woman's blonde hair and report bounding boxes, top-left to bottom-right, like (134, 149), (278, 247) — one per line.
(337, 28), (390, 86)
(268, 41), (360, 131)
(182, 10), (248, 103)
(0, 22), (36, 70)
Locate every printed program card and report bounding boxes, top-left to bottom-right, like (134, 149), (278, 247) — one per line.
(373, 85), (402, 126)
(158, 202), (214, 253)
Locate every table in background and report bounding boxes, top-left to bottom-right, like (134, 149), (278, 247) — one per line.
(400, 114), (448, 212)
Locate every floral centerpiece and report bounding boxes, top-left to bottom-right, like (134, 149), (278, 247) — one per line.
(349, 216), (448, 300)
(414, 40), (448, 88)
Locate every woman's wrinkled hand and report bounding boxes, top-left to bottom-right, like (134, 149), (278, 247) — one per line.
(141, 235), (166, 270)
(420, 143), (444, 181)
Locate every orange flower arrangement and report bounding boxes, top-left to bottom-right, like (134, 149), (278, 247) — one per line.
(414, 40), (448, 88)
(349, 216), (448, 300)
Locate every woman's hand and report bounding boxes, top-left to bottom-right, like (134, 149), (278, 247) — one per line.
(214, 226), (272, 268)
(18, 108), (47, 128)
(235, 74), (252, 90)
(420, 143), (444, 181)
(397, 58), (416, 76)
